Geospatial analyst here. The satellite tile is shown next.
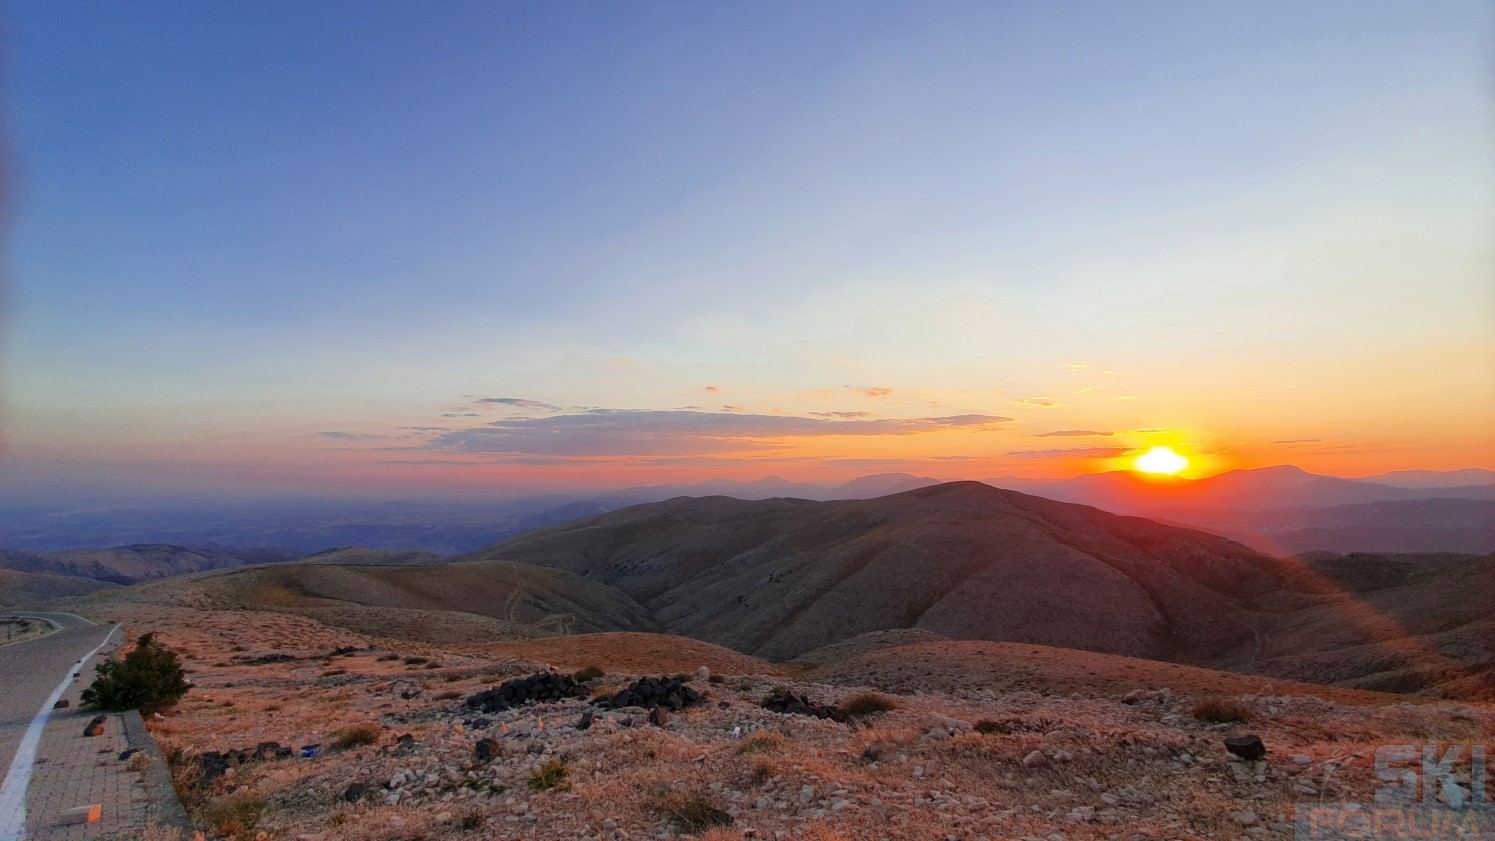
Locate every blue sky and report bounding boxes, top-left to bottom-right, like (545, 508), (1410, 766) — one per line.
(4, 1), (1492, 500)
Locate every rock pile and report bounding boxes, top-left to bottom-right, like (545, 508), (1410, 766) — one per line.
(593, 676), (702, 712)
(761, 689), (850, 723)
(465, 671), (587, 713)
(195, 741), (298, 783)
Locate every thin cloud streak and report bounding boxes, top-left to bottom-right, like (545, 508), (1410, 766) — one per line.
(428, 409), (1014, 457)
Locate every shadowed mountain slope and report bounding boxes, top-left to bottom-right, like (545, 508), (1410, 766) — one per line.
(459, 482), (1296, 662)
(0, 544), (301, 584)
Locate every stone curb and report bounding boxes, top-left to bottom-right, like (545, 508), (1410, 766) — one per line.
(119, 710), (194, 832)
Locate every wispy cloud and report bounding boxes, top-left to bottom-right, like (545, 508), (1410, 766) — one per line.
(846, 386), (893, 398)
(477, 397), (562, 412)
(1005, 446), (1130, 458)
(317, 431), (383, 441)
(1272, 438), (1324, 445)
(428, 409), (1014, 458)
(1017, 397), (1057, 407)
(1029, 430), (1113, 438)
(703, 385), (721, 393)
(811, 411), (873, 419)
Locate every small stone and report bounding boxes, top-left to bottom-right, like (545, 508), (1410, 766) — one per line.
(1023, 751), (1047, 767)
(341, 783), (369, 803)
(53, 700), (70, 710)
(83, 715), (107, 737)
(1232, 810), (1258, 826)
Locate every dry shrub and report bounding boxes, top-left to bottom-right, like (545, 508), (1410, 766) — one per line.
(1192, 697), (1251, 724)
(749, 758), (776, 786)
(331, 723), (381, 748)
(649, 787), (732, 833)
(840, 693), (896, 717)
(974, 719), (1010, 734)
(202, 793), (264, 838)
(434, 690), (462, 700)
(736, 730), (784, 755)
(573, 665), (605, 682)
(126, 751), (151, 772)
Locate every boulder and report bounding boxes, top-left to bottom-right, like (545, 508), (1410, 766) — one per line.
(474, 738), (500, 762)
(1224, 735), (1266, 761)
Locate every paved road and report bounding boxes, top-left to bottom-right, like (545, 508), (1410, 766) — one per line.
(0, 613), (118, 838)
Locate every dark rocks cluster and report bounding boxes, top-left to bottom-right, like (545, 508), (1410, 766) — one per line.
(195, 741), (305, 784)
(761, 688), (850, 723)
(465, 671), (587, 713)
(593, 676), (702, 712)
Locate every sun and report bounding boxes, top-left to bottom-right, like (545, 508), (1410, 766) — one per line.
(1132, 445), (1189, 476)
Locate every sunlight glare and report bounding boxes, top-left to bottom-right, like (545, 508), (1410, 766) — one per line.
(1132, 445), (1189, 476)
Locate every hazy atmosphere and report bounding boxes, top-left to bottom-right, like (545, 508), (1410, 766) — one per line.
(5, 1), (1492, 502)
(3, 6), (1494, 841)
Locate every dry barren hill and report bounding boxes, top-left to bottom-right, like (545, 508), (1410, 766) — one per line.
(0, 567), (120, 607)
(0, 543), (300, 584)
(459, 482), (1296, 663)
(111, 559), (656, 641)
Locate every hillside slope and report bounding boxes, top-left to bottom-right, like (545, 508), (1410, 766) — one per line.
(116, 560), (657, 639)
(0, 568), (121, 607)
(0, 544), (301, 584)
(460, 482), (1294, 662)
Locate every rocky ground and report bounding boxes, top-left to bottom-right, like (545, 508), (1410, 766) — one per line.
(77, 604), (1491, 841)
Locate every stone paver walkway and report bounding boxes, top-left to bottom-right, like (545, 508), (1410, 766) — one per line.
(1, 617), (193, 841)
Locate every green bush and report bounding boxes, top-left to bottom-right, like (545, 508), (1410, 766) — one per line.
(81, 633), (190, 716)
(528, 758), (570, 791)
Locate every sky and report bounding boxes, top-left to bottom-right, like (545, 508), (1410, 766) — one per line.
(2, 1), (1493, 502)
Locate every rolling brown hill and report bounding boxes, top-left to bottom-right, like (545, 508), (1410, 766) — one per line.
(0, 543), (300, 584)
(0, 568), (121, 607)
(458, 481), (1296, 663)
(105, 559), (657, 641)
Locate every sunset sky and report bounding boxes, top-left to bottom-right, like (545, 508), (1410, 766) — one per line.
(3, 1), (1492, 501)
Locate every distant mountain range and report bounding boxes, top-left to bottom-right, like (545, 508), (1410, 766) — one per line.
(1, 466), (1488, 566)
(984, 465), (1495, 555)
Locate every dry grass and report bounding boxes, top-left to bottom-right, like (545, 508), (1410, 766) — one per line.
(649, 787), (732, 833)
(201, 793), (264, 839)
(1192, 697), (1252, 723)
(839, 692), (896, 717)
(735, 730), (784, 754)
(331, 722), (381, 748)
